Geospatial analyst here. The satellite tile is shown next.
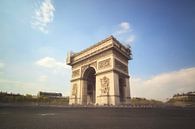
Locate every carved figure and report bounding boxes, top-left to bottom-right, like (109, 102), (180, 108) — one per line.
(100, 76), (109, 95)
(72, 84), (77, 96)
(98, 58), (111, 70)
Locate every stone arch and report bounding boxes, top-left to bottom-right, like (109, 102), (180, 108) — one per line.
(67, 36), (131, 105)
(82, 67), (96, 104)
(81, 64), (97, 79)
(119, 76), (126, 102)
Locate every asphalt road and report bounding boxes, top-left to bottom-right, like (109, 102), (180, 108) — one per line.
(0, 106), (195, 129)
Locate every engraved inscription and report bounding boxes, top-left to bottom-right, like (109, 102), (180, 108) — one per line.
(98, 58), (111, 70)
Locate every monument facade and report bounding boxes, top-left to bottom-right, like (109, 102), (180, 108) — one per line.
(66, 36), (132, 105)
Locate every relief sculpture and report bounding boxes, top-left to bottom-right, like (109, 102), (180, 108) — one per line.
(72, 83), (77, 96)
(98, 58), (111, 70)
(72, 69), (80, 78)
(100, 76), (109, 95)
(68, 36), (131, 105)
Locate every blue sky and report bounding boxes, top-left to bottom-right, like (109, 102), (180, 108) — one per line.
(0, 0), (195, 100)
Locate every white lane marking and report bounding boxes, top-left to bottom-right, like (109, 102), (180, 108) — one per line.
(40, 113), (55, 116)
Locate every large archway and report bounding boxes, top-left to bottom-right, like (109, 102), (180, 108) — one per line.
(119, 76), (125, 103)
(83, 67), (96, 104)
(68, 36), (131, 105)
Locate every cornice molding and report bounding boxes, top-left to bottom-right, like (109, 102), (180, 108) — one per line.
(69, 35), (132, 65)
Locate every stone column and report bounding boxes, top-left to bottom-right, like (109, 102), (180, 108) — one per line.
(80, 79), (87, 104)
(125, 77), (131, 103)
(113, 72), (120, 105)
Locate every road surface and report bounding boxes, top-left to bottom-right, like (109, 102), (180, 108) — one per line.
(0, 106), (195, 129)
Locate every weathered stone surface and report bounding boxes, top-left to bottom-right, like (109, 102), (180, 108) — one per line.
(67, 36), (132, 105)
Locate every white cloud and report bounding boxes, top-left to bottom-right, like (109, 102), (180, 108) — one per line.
(35, 57), (70, 69)
(114, 22), (135, 45)
(0, 79), (44, 95)
(31, 0), (55, 33)
(39, 75), (48, 82)
(125, 35), (136, 44)
(0, 62), (5, 75)
(131, 67), (195, 101)
(0, 79), (23, 86)
(0, 79), (38, 89)
(0, 57), (71, 96)
(0, 62), (5, 69)
(116, 22), (132, 35)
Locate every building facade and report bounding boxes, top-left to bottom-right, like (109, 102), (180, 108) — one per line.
(67, 36), (132, 105)
(37, 91), (62, 98)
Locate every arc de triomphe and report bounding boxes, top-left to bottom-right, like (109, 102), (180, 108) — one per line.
(66, 36), (132, 105)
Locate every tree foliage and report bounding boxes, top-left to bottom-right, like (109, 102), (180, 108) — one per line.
(0, 92), (69, 104)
